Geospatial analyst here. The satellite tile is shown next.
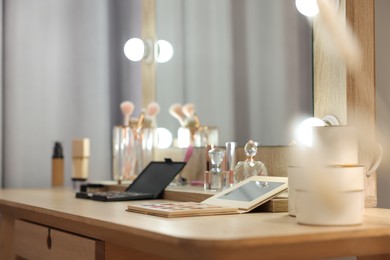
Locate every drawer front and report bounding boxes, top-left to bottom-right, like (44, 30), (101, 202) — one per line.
(14, 220), (103, 260)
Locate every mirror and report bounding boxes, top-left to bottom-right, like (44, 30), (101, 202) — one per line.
(155, 0), (313, 146)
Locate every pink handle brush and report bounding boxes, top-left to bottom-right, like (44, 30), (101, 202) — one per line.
(120, 101), (135, 126)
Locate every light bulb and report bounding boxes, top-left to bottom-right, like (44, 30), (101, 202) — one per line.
(156, 127), (173, 149)
(295, 0), (319, 17)
(156, 40), (174, 63)
(124, 38), (145, 62)
(296, 117), (326, 146)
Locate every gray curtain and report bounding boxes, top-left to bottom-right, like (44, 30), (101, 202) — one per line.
(156, 0), (312, 146)
(2, 0), (142, 188)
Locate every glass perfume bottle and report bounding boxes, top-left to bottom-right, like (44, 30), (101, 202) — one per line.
(234, 140), (267, 183)
(204, 148), (225, 191)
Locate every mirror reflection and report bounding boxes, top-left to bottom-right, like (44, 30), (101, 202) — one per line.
(155, 0), (313, 146)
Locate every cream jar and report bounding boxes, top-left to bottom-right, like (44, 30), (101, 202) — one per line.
(294, 166), (365, 226)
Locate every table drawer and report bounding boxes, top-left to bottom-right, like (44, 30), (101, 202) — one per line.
(14, 220), (104, 260)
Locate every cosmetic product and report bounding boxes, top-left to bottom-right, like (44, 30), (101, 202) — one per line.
(72, 139), (90, 190)
(225, 142), (237, 188)
(294, 166), (365, 226)
(205, 145), (213, 171)
(204, 148), (225, 191)
(52, 142), (64, 187)
(234, 140), (267, 184)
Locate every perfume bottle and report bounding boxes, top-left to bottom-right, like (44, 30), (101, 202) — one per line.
(204, 148), (225, 191)
(234, 140), (267, 183)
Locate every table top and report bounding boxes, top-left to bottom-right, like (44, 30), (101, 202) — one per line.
(1, 188), (390, 259)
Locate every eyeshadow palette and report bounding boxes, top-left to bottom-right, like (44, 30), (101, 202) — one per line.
(127, 176), (288, 218)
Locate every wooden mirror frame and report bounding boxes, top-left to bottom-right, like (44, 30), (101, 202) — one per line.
(141, 0), (376, 207)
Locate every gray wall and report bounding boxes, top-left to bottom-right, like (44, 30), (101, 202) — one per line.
(2, 0), (142, 188)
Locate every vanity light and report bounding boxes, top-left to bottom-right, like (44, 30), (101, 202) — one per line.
(156, 40), (174, 63)
(296, 0), (340, 18)
(123, 38), (173, 63)
(156, 127), (173, 149)
(124, 38), (146, 62)
(296, 115), (340, 146)
(295, 0), (319, 17)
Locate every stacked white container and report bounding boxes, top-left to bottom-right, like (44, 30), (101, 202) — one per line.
(288, 126), (365, 226)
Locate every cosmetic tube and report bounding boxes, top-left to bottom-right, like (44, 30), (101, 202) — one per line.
(52, 142), (64, 186)
(225, 142), (237, 188)
(72, 139), (90, 190)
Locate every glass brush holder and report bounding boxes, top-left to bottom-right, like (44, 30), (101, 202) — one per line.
(234, 140), (267, 183)
(112, 125), (136, 183)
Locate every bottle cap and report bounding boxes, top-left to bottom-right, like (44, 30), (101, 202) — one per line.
(72, 139), (90, 158)
(208, 148), (225, 165)
(52, 142), (64, 158)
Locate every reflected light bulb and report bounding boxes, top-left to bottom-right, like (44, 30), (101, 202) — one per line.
(295, 0), (319, 17)
(296, 117), (326, 146)
(156, 127), (173, 149)
(124, 38), (145, 62)
(156, 40), (173, 63)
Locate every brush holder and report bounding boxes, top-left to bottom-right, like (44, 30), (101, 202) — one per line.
(177, 127), (192, 148)
(194, 126), (219, 147)
(112, 125), (137, 183)
(141, 127), (157, 168)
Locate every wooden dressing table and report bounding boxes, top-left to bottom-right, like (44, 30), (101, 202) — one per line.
(1, 188), (390, 260)
(0, 1), (379, 259)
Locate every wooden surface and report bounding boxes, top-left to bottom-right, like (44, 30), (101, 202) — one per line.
(14, 220), (104, 260)
(313, 0), (377, 207)
(141, 0), (156, 107)
(1, 188), (390, 259)
(345, 0), (377, 208)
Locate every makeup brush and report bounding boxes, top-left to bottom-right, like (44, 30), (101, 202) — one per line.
(143, 102), (161, 128)
(169, 103), (186, 126)
(181, 103), (200, 129)
(146, 102), (160, 117)
(182, 103), (195, 118)
(120, 101), (135, 126)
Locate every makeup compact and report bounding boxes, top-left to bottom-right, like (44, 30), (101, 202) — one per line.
(127, 176), (288, 217)
(76, 159), (186, 201)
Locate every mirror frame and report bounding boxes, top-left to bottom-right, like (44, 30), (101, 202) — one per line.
(142, 0), (376, 207)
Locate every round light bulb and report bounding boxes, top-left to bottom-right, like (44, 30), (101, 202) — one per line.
(156, 40), (174, 63)
(123, 38), (145, 62)
(156, 127), (173, 149)
(295, 0), (319, 17)
(296, 117), (326, 146)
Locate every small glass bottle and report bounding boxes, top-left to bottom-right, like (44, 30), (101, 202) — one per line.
(225, 142), (237, 188)
(204, 148), (225, 191)
(234, 140), (267, 183)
